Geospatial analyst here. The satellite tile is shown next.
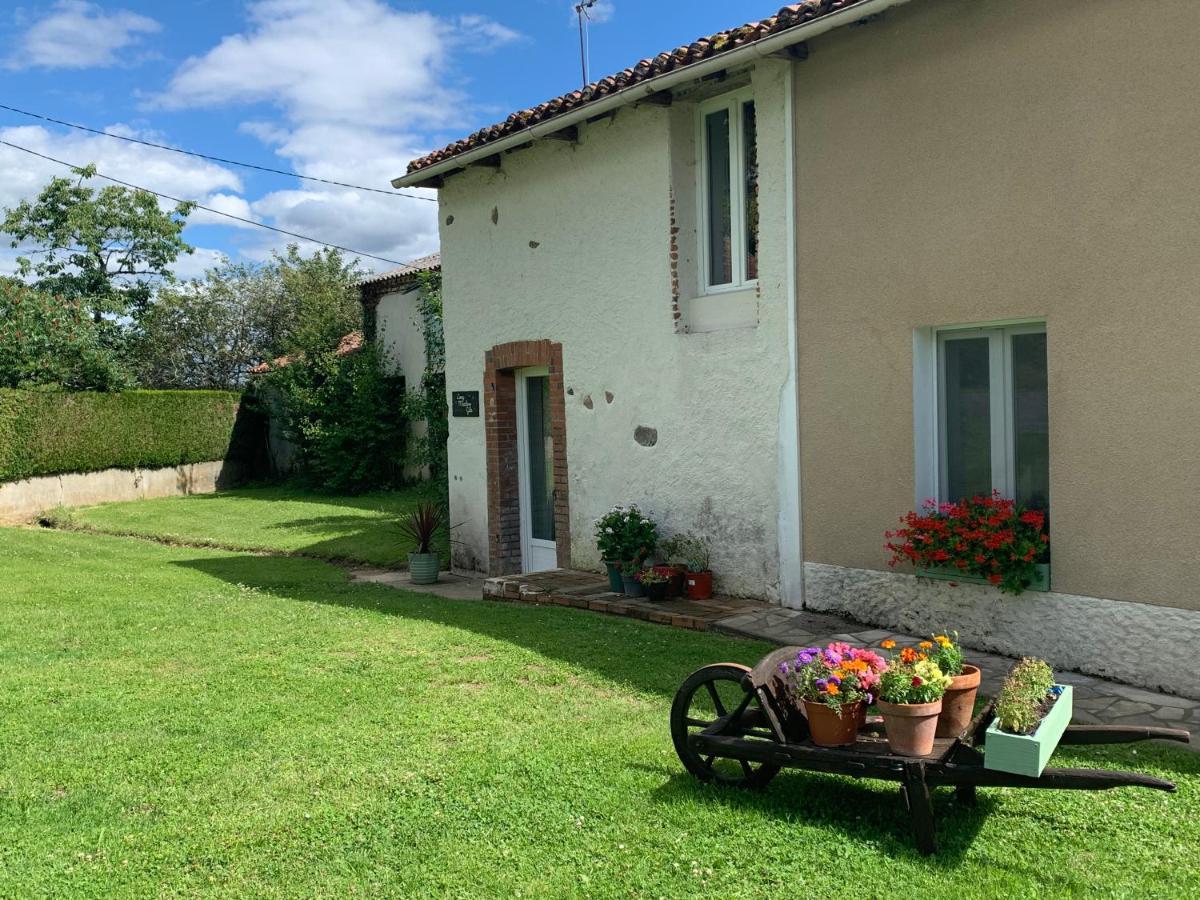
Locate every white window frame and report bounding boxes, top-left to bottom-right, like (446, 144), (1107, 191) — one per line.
(696, 88), (757, 295)
(914, 320), (1047, 507)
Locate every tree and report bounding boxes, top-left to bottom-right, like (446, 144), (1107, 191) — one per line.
(1, 165), (194, 324)
(275, 244), (364, 357)
(130, 260), (281, 390)
(0, 278), (131, 391)
(129, 245), (365, 390)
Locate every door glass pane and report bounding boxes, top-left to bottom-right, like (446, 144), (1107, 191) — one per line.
(942, 337), (992, 502)
(1012, 332), (1049, 512)
(526, 376), (555, 542)
(742, 100), (758, 281)
(705, 107), (733, 286)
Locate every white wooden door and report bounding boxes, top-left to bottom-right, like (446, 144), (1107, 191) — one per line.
(515, 367), (558, 572)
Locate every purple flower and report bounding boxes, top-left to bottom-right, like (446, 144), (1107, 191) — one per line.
(815, 678), (829, 690)
(796, 648), (818, 665)
(828, 673), (842, 685)
(823, 649), (843, 667)
(779, 661), (791, 675)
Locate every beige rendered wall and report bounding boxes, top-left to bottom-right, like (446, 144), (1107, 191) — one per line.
(794, 0), (1200, 611)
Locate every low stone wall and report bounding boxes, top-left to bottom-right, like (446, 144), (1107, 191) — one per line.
(804, 562), (1200, 701)
(0, 460), (247, 523)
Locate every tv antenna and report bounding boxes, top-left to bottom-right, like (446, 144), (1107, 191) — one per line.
(575, 1), (599, 88)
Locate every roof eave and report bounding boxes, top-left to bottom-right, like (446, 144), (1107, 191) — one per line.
(393, 0), (911, 190)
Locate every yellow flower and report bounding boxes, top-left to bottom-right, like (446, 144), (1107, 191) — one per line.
(919, 641), (933, 650)
(935, 635), (951, 647)
(880, 639), (896, 650)
(826, 683), (840, 696)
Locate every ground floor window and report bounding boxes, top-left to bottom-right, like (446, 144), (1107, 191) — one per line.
(917, 323), (1049, 512)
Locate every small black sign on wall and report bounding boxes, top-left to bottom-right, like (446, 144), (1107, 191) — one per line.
(452, 391), (480, 417)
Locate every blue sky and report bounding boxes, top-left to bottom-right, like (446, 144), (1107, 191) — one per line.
(0, 0), (757, 279)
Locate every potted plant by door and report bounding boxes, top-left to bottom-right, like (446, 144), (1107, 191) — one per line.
(777, 643), (881, 747)
(619, 560), (645, 598)
(595, 505), (659, 592)
(655, 535), (688, 597)
(637, 568), (670, 601)
(984, 657), (1074, 777)
(398, 502), (446, 586)
(876, 642), (953, 757)
(672, 533), (713, 600)
(924, 631), (982, 738)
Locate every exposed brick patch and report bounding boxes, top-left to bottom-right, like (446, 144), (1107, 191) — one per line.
(668, 186), (682, 330)
(484, 339), (571, 575)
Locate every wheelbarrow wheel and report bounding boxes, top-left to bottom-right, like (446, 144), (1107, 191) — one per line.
(670, 663), (781, 789)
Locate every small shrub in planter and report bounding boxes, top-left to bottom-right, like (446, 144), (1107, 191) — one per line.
(885, 492), (1049, 594)
(397, 502), (446, 585)
(778, 642), (885, 747)
(876, 641), (953, 757)
(595, 505), (659, 590)
(985, 657), (1073, 777)
(665, 533), (713, 599)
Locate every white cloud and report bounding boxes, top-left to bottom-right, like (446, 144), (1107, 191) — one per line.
(169, 246), (228, 282)
(6, 1), (160, 70)
(151, 0), (511, 269)
(0, 124), (246, 279)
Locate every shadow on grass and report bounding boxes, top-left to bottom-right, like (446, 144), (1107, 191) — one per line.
(650, 767), (993, 866)
(173, 551), (1197, 860)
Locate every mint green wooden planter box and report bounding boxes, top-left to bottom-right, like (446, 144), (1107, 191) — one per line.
(920, 563), (1050, 592)
(984, 685), (1073, 777)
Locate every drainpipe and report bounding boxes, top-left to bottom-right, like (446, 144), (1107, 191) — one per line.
(777, 64), (804, 610)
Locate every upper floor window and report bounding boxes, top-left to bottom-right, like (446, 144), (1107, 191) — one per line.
(698, 90), (758, 293)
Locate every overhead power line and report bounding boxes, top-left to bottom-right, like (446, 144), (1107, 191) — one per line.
(0, 102), (434, 201)
(0, 139), (409, 267)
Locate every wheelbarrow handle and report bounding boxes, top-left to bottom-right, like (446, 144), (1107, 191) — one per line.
(1059, 725), (1191, 746)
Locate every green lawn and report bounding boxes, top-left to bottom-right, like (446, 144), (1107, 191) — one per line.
(1, 527), (1196, 898)
(66, 483), (443, 567)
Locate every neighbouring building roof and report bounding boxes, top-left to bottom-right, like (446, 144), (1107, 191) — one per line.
(402, 0), (876, 180)
(249, 330), (364, 375)
(357, 253), (441, 297)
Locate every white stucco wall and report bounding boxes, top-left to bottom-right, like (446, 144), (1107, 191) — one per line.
(374, 284), (430, 481)
(438, 62), (794, 597)
(374, 284), (428, 382)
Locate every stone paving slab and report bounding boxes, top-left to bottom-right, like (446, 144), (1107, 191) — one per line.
(710, 606), (1197, 743)
(480, 569), (771, 632)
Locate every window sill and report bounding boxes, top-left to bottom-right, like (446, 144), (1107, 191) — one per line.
(682, 287), (758, 333)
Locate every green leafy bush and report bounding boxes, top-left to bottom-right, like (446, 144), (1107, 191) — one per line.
(259, 343), (408, 494)
(0, 279), (131, 391)
(0, 389), (258, 482)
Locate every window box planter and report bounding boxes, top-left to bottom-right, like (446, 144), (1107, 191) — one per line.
(984, 684), (1073, 777)
(919, 563), (1050, 592)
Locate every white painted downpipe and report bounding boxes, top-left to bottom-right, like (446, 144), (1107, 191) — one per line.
(393, 0), (912, 188)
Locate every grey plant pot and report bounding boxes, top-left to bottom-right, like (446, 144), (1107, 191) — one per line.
(409, 552), (441, 585)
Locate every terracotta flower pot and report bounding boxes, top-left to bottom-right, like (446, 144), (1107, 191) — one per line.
(936, 664), (981, 738)
(878, 698), (943, 757)
(802, 699), (863, 748)
(685, 570), (713, 600)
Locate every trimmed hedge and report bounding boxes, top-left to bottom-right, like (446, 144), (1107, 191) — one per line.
(0, 390), (261, 482)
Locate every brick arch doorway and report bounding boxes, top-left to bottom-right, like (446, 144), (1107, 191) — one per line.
(484, 340), (570, 575)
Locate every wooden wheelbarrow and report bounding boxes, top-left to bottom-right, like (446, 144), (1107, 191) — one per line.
(670, 646), (1191, 855)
